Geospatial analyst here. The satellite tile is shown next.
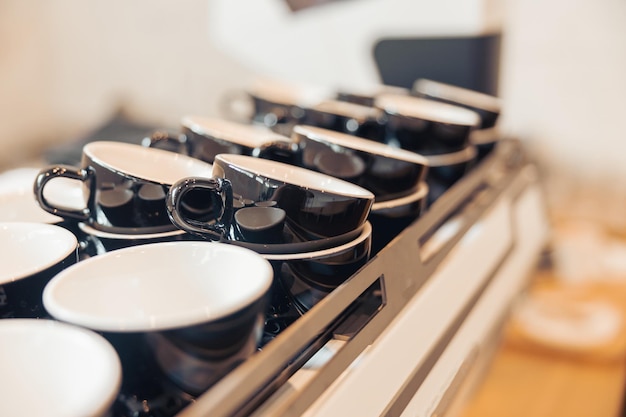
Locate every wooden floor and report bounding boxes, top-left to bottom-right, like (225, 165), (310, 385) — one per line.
(459, 273), (626, 417)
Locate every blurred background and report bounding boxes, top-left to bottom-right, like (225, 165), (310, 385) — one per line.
(0, 0), (625, 227)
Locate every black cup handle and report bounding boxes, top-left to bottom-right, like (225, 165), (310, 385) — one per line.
(34, 165), (93, 221)
(166, 177), (234, 241)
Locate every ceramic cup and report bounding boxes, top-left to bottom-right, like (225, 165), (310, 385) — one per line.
(219, 78), (330, 136)
(145, 116), (300, 165)
(34, 141), (214, 234)
(0, 319), (122, 417)
(374, 94), (481, 156)
(292, 125), (429, 201)
(43, 241), (273, 404)
(302, 99), (386, 141)
(167, 154), (375, 242)
(0, 222), (78, 318)
(412, 79), (503, 159)
(412, 78), (502, 130)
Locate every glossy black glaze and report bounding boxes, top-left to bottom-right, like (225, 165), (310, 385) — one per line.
(0, 251), (77, 319)
(383, 112), (475, 155)
(368, 183), (429, 255)
(168, 116), (301, 165)
(302, 100), (386, 142)
(413, 79), (501, 129)
(292, 125), (429, 201)
(168, 155), (374, 241)
(34, 143), (213, 234)
(425, 146), (478, 205)
(100, 295), (268, 415)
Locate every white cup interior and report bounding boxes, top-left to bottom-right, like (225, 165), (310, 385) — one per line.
(0, 222), (77, 285)
(0, 319), (121, 417)
(43, 241), (273, 332)
(375, 94), (480, 127)
(215, 154), (374, 199)
(84, 141), (213, 185)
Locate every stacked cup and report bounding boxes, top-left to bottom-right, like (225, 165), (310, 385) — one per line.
(374, 93), (481, 204)
(413, 78), (503, 160)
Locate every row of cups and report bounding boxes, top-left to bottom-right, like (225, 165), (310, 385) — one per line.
(1, 78), (501, 416)
(219, 77), (503, 203)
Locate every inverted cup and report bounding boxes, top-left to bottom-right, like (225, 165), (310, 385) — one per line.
(292, 125), (429, 201)
(34, 141), (214, 234)
(167, 154), (375, 242)
(374, 94), (481, 155)
(0, 222), (78, 318)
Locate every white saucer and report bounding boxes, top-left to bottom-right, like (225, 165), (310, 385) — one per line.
(78, 222), (186, 240)
(0, 319), (121, 417)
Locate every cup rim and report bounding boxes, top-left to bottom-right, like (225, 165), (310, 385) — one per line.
(0, 318), (122, 417)
(84, 141), (213, 185)
(43, 241), (273, 333)
(0, 222), (77, 285)
(413, 78), (502, 113)
(182, 115), (292, 148)
(78, 221), (186, 240)
(214, 154), (375, 199)
(260, 221), (371, 261)
(375, 94), (481, 127)
(293, 125), (429, 166)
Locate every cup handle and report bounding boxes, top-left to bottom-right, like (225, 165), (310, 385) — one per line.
(166, 177), (234, 240)
(34, 165), (93, 221)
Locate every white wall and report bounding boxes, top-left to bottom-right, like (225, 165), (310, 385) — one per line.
(1, 0), (625, 198)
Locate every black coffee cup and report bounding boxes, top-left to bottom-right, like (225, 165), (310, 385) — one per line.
(34, 141), (213, 234)
(302, 100), (386, 141)
(292, 125), (429, 201)
(167, 154), (375, 242)
(374, 94), (481, 156)
(43, 241), (273, 403)
(0, 222), (78, 319)
(146, 116), (300, 165)
(412, 78), (502, 129)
